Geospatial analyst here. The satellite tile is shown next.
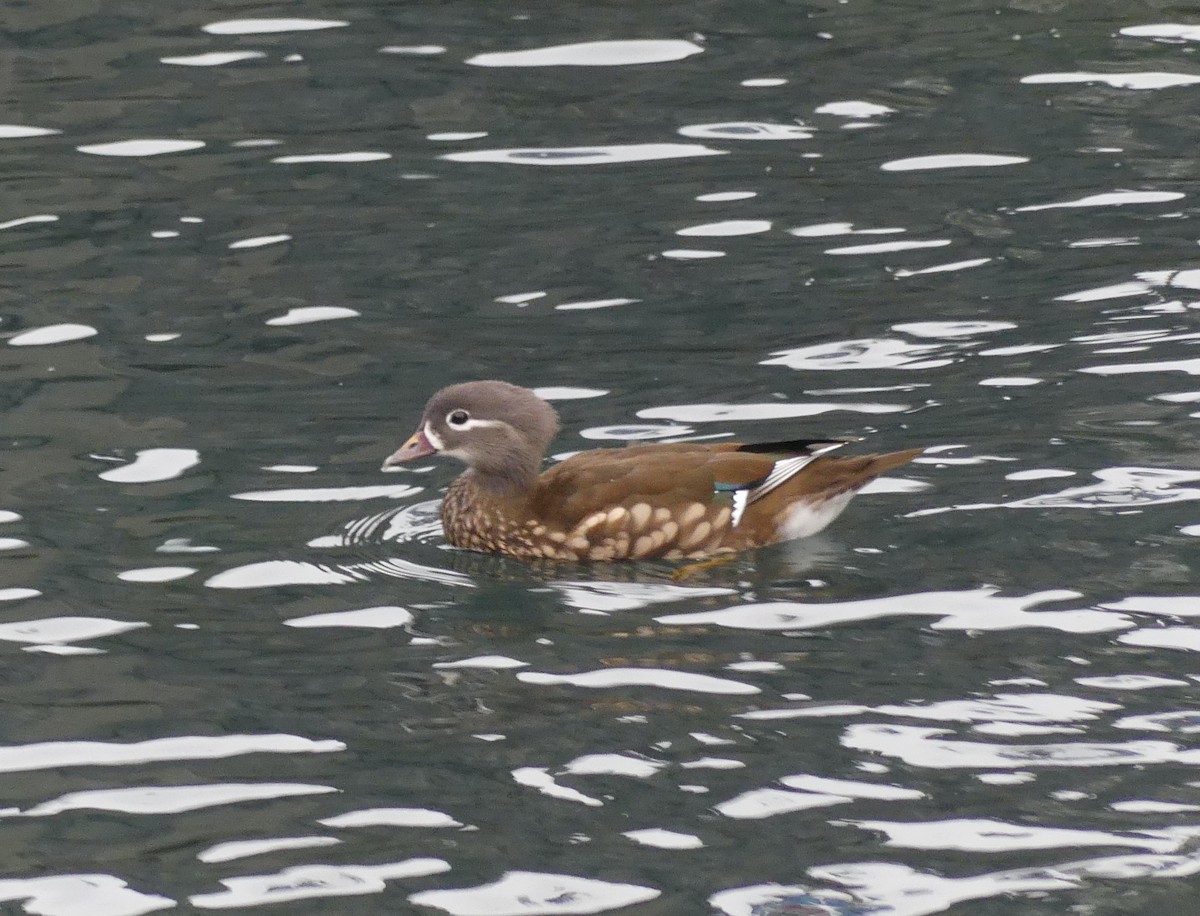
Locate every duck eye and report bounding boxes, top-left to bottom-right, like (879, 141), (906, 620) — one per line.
(447, 409), (470, 427)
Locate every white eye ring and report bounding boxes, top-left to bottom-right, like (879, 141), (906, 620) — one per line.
(447, 409), (470, 428)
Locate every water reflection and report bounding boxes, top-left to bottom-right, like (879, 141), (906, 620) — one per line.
(7, 0), (1200, 911)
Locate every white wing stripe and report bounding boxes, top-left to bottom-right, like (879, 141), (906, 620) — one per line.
(726, 443), (847, 527)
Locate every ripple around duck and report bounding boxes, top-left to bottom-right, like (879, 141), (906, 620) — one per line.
(321, 499), (443, 547)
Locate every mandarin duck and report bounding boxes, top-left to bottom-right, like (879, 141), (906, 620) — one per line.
(382, 381), (922, 562)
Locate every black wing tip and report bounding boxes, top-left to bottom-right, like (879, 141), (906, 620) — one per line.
(736, 437), (856, 456)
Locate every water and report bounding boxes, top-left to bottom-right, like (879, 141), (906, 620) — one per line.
(3, 1), (1200, 912)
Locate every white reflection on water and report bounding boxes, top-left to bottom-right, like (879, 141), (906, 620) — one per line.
(191, 858), (450, 909)
(678, 122), (813, 140)
(442, 144), (726, 166)
(894, 257), (993, 277)
(1015, 190), (1184, 212)
(579, 423), (693, 440)
(8, 323), (97, 346)
(0, 214), (58, 233)
(284, 606), (414, 629)
(661, 248), (725, 259)
(841, 724), (1200, 769)
(1083, 356), (1200, 377)
(710, 883), (861, 916)
(1100, 595), (1200, 617)
(549, 581), (735, 613)
(99, 448), (199, 483)
(623, 828), (704, 849)
(495, 291), (546, 304)
(696, 191), (756, 202)
(881, 154), (1028, 171)
(676, 219), (771, 237)
(380, 44), (446, 55)
(845, 817), (1177, 853)
(1005, 468), (1075, 480)
(1022, 71), (1200, 89)
(788, 221), (904, 237)
(1121, 24), (1200, 42)
(434, 655), (527, 670)
(782, 774), (923, 800)
(1112, 800), (1200, 813)
(409, 870), (660, 915)
(0, 588), (40, 602)
(716, 787), (851, 819)
(892, 321), (1016, 338)
(161, 51), (265, 66)
(761, 338), (952, 371)
(466, 39), (703, 67)
(638, 401), (906, 422)
(1116, 710), (1200, 733)
(0, 875), (174, 916)
(0, 125), (59, 138)
(825, 239), (952, 255)
(1006, 467), (1200, 508)
(271, 152), (390, 164)
(76, 140), (205, 157)
(778, 850), (1199, 915)
(0, 733), (340, 773)
(532, 386), (608, 400)
(873, 693), (1118, 724)
(739, 691), (1117, 726)
(979, 376), (1041, 386)
(117, 566), (195, 582)
(563, 753), (665, 778)
(1119, 628), (1200, 652)
(518, 668), (760, 695)
(205, 561), (360, 588)
(201, 18), (348, 34)
(1076, 674), (1189, 690)
(657, 588), (1124, 634)
(555, 297), (638, 311)
(513, 767), (604, 807)
(231, 483), (421, 502)
(265, 306), (360, 325)
(319, 807), (463, 828)
(197, 835), (341, 863)
(0, 616), (147, 649)
(912, 467), (1200, 517)
(228, 234), (291, 249)
(817, 101), (894, 117)
(12, 782), (337, 817)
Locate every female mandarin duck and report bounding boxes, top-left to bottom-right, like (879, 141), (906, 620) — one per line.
(382, 381), (922, 562)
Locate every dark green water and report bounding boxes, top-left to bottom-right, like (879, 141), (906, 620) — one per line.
(3, 1), (1200, 913)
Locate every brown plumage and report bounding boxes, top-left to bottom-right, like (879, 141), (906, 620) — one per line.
(382, 381), (923, 562)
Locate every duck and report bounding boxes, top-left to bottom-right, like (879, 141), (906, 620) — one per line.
(382, 380), (922, 562)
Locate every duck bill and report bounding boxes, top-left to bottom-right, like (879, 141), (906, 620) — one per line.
(382, 427), (437, 469)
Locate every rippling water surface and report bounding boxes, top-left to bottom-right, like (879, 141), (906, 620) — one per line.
(5, 1), (1200, 913)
